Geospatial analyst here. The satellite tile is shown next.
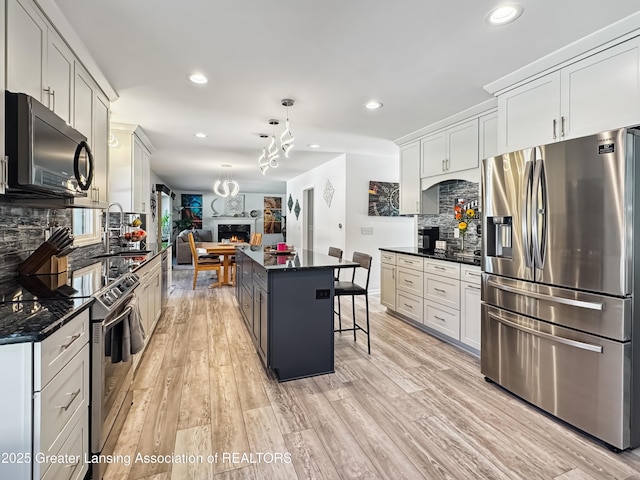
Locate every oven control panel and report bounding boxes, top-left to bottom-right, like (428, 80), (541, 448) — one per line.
(92, 273), (140, 320)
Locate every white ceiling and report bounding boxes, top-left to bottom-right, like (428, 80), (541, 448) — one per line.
(50, 0), (640, 194)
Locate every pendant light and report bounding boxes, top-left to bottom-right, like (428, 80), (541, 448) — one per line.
(257, 98), (296, 174)
(280, 99), (295, 158)
(213, 164), (239, 197)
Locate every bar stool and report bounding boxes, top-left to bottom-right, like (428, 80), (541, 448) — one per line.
(334, 252), (372, 354)
(328, 247), (344, 326)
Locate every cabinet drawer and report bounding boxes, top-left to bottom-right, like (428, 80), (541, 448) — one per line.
(396, 254), (424, 271)
(424, 301), (460, 339)
(396, 266), (423, 297)
(34, 344), (89, 470)
(460, 264), (482, 285)
(40, 413), (88, 480)
(253, 264), (268, 291)
(424, 273), (460, 309)
(35, 309), (89, 390)
(424, 259), (460, 279)
(380, 251), (396, 265)
(396, 290), (423, 323)
(239, 285), (253, 325)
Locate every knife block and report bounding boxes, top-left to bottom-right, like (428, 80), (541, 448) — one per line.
(33, 255), (68, 275)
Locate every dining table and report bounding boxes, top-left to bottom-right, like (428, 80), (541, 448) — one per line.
(200, 242), (249, 286)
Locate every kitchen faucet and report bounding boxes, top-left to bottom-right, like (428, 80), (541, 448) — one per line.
(105, 202), (125, 253)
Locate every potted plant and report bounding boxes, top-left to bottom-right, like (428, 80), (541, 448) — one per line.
(173, 218), (194, 233)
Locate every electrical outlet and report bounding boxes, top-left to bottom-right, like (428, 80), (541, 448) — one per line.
(453, 227), (460, 238)
(361, 226), (374, 235)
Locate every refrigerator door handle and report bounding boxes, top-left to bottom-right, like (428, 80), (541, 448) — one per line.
(531, 154), (547, 268)
(487, 311), (604, 353)
(522, 159), (534, 268)
(487, 280), (604, 311)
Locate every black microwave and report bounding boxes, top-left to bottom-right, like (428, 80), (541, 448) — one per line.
(5, 91), (93, 198)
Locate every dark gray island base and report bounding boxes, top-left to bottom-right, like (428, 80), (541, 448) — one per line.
(235, 247), (351, 381)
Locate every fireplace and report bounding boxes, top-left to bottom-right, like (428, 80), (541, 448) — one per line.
(218, 224), (251, 243)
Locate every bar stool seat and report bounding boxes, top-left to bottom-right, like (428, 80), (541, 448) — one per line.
(334, 251), (372, 354)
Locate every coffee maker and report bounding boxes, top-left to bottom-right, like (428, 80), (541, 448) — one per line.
(418, 227), (439, 254)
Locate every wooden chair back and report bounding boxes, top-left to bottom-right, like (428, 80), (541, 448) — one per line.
(188, 233), (222, 289)
(349, 251), (372, 290)
(328, 247), (343, 281)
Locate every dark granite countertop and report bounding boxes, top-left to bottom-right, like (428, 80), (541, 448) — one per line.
(379, 246), (481, 266)
(238, 246), (358, 271)
(0, 243), (171, 346)
(0, 297), (92, 345)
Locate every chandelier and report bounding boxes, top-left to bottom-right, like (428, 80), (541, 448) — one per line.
(258, 99), (295, 175)
(213, 164), (239, 197)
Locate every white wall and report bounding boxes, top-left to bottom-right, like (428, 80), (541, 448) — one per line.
(286, 155), (347, 255)
(345, 154), (416, 292)
(173, 190), (285, 245)
(286, 153), (415, 292)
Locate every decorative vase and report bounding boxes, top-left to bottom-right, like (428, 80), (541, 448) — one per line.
(460, 234), (465, 252)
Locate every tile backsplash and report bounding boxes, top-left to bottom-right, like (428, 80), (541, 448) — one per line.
(0, 201), (104, 282)
(417, 179), (480, 253)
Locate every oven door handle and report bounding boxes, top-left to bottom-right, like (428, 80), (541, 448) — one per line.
(102, 294), (135, 329)
(487, 311), (603, 353)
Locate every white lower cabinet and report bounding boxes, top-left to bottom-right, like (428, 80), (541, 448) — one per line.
(396, 289), (423, 323)
(380, 250), (482, 353)
(424, 301), (460, 339)
(0, 309), (90, 480)
(459, 264), (482, 350)
(380, 262), (396, 309)
(460, 281), (482, 350)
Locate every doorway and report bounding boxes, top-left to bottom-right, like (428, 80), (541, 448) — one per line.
(303, 188), (314, 252)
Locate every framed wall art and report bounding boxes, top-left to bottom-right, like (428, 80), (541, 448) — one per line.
(264, 196), (283, 234)
(368, 181), (400, 216)
(181, 193), (203, 228)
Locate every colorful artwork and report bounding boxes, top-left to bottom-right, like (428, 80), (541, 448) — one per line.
(264, 196), (282, 234)
(368, 181), (400, 216)
(181, 194), (203, 228)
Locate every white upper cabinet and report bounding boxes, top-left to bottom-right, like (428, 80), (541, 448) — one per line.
(399, 141), (421, 215)
(497, 72), (561, 153)
(110, 125), (153, 214)
(6, 0), (46, 101)
(560, 38), (640, 140)
(479, 111), (498, 160)
(46, 31), (74, 124)
(73, 63), (93, 144)
(421, 118), (478, 178)
(6, 0), (75, 124)
(420, 131), (446, 177)
(497, 36), (640, 153)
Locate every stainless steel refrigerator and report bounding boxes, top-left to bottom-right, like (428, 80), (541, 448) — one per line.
(481, 127), (640, 451)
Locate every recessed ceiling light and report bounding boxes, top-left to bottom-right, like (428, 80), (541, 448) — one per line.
(189, 73), (208, 84)
(308, 144), (320, 149)
(486, 4), (523, 26)
(194, 132), (207, 138)
(364, 100), (383, 110)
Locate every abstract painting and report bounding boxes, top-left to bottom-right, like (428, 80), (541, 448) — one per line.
(181, 194), (203, 228)
(368, 181), (400, 216)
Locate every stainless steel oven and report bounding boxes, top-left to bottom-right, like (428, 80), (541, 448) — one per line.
(90, 272), (139, 479)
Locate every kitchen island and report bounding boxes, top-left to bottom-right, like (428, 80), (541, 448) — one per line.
(235, 246), (355, 381)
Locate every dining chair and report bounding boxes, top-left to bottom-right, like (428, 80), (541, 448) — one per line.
(188, 233), (222, 289)
(334, 251), (372, 354)
(250, 232), (263, 245)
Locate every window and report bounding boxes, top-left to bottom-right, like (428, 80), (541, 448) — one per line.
(72, 208), (102, 246)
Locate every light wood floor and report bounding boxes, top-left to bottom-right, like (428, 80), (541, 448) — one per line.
(104, 269), (640, 480)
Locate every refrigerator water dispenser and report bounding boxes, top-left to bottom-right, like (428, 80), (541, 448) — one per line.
(486, 216), (512, 258)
